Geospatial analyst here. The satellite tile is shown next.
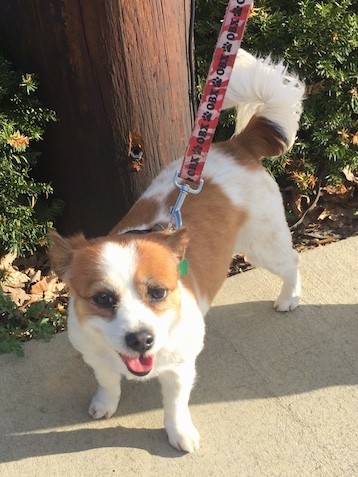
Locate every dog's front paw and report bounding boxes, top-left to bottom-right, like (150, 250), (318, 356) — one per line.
(88, 387), (120, 419)
(165, 420), (200, 453)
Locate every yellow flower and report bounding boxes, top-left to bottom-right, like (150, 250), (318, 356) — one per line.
(7, 130), (30, 151)
(338, 129), (350, 142)
(249, 6), (259, 17)
(352, 132), (358, 146)
(56, 303), (65, 313)
(290, 171), (317, 190)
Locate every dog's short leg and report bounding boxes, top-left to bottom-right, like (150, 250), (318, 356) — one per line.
(159, 364), (199, 453)
(246, 245), (300, 312)
(237, 200), (301, 311)
(84, 356), (122, 419)
(273, 251), (301, 312)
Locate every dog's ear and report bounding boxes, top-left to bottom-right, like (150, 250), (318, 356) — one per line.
(163, 227), (189, 262)
(48, 230), (87, 281)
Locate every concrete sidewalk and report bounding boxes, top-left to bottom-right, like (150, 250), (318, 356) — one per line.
(1, 237), (357, 476)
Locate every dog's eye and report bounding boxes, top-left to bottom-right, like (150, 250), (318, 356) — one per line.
(147, 287), (167, 302)
(92, 292), (116, 308)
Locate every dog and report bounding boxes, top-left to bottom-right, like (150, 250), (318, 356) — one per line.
(49, 49), (305, 453)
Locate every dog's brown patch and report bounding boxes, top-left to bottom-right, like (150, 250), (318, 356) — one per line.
(112, 180), (246, 306)
(165, 180), (247, 304)
(134, 238), (182, 316)
(216, 115), (288, 167)
(68, 238), (124, 323)
(48, 231), (87, 280)
(73, 295), (117, 323)
(49, 232), (121, 323)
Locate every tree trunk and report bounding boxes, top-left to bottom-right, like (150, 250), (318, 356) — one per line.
(0, 0), (193, 236)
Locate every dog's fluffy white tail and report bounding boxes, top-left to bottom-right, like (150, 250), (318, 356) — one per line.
(223, 49), (305, 153)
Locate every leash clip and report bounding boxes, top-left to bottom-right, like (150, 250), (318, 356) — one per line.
(168, 171), (204, 230)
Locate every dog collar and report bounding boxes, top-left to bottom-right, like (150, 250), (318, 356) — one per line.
(123, 224), (165, 235)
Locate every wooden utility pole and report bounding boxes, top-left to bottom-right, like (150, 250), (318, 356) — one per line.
(0, 0), (193, 236)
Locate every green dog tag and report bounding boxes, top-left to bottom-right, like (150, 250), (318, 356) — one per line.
(178, 258), (189, 276)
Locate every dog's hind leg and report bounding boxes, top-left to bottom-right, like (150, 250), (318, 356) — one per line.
(272, 250), (301, 312)
(238, 228), (300, 311)
(159, 363), (199, 453)
(236, 187), (301, 311)
(269, 248), (301, 312)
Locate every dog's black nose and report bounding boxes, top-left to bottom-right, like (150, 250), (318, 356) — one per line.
(125, 330), (154, 353)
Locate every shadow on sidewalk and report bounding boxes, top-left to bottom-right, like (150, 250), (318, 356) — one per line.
(1, 301), (357, 462)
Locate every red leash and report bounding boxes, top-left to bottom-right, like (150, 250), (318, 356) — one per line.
(169, 0), (252, 229)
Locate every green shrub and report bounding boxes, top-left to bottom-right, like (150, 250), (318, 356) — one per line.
(0, 56), (62, 257)
(0, 288), (67, 356)
(195, 0), (358, 190)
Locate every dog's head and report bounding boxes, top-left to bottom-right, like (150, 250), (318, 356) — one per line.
(49, 229), (188, 377)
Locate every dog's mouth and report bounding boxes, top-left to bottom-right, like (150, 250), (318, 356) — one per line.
(119, 354), (154, 377)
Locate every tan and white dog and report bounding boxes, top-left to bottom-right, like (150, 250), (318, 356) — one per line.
(49, 50), (305, 453)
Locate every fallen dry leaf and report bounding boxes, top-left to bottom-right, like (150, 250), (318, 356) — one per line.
(29, 269), (42, 284)
(317, 209), (331, 221)
(1, 284), (32, 307)
(0, 252), (17, 271)
(343, 166), (358, 184)
(30, 277), (49, 295)
(3, 270), (30, 288)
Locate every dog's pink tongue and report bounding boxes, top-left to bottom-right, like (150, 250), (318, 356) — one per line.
(121, 355), (153, 376)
